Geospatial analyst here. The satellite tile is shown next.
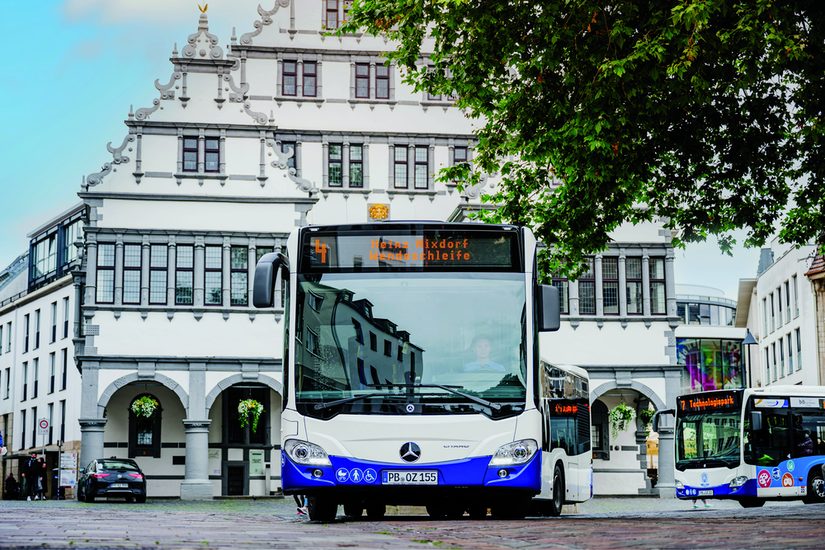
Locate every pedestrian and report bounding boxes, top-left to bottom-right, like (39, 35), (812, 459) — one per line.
(692, 498), (711, 509)
(24, 453), (38, 501)
(4, 472), (19, 500)
(34, 457), (47, 500)
(294, 494), (309, 516)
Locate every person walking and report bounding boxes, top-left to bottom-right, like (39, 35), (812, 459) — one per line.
(23, 453), (38, 501)
(34, 457), (47, 500)
(4, 473), (19, 500)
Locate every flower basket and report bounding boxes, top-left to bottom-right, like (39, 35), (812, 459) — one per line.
(639, 408), (655, 434)
(609, 403), (636, 438)
(131, 396), (159, 418)
(238, 399), (264, 433)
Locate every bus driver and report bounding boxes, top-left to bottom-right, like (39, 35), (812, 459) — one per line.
(463, 336), (506, 373)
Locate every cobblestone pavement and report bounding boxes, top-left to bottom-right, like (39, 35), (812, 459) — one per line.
(0, 497), (823, 549)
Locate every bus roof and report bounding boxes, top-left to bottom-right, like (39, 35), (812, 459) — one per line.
(302, 221), (522, 232)
(747, 385), (825, 396)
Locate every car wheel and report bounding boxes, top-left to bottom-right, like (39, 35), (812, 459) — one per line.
(803, 471), (825, 504)
(547, 464), (565, 517)
(307, 496), (337, 522)
(739, 497), (765, 508)
(86, 490), (95, 503)
(135, 494), (146, 504)
(77, 486), (85, 503)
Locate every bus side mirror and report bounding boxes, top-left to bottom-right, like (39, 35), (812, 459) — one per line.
(538, 285), (560, 332)
(652, 408), (675, 432)
(253, 252), (289, 308)
(750, 411), (763, 432)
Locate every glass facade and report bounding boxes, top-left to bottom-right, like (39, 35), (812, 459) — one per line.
(677, 338), (744, 393)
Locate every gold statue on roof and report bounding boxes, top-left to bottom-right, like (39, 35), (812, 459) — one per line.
(198, 3), (208, 14)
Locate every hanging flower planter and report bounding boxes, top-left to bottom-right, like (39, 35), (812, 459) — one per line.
(131, 396), (159, 418)
(238, 399), (264, 433)
(639, 408), (655, 434)
(609, 403), (636, 437)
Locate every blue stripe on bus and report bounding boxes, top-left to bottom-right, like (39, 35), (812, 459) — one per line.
(281, 452), (541, 492)
(677, 479), (758, 499)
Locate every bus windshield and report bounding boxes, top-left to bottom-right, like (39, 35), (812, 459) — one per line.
(676, 411), (741, 470)
(293, 272), (526, 419)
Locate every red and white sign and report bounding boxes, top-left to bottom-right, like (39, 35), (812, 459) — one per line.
(757, 469), (772, 488)
(37, 418), (49, 435)
(782, 473), (794, 487)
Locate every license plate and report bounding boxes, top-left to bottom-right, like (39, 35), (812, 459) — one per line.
(698, 490), (713, 497)
(382, 471), (438, 485)
(110, 483), (129, 489)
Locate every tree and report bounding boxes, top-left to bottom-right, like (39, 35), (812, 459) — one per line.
(342, 1), (825, 277)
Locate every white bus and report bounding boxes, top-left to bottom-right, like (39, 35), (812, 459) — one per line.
(254, 222), (592, 521)
(673, 386), (825, 507)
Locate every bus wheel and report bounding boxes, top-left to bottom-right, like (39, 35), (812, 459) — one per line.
(738, 498), (765, 508)
(548, 465), (565, 517)
(467, 504), (487, 520)
(343, 502), (363, 519)
(803, 471), (825, 504)
(365, 503), (386, 520)
(308, 497), (338, 522)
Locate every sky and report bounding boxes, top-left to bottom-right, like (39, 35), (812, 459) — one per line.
(0, 1), (763, 299)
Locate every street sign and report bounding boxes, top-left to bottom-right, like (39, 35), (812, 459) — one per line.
(60, 452), (77, 469)
(37, 418), (49, 435)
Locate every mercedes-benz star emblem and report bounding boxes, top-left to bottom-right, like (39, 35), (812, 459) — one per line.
(400, 442), (421, 463)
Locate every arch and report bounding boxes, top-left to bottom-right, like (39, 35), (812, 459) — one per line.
(204, 373), (283, 416)
(97, 373), (189, 417)
(590, 380), (666, 412)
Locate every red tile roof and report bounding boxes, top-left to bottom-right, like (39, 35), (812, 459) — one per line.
(805, 254), (825, 279)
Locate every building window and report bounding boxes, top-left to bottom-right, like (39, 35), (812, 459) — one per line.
(393, 146), (408, 188)
(303, 61), (317, 97)
(649, 258), (666, 315)
(5, 322), (10, 353)
(123, 244), (142, 305)
(796, 328), (802, 371)
(453, 146), (468, 165)
(129, 394), (162, 458)
(355, 63), (370, 98)
(0, 324), (3, 356)
(324, 0), (339, 29)
(204, 246), (223, 306)
(230, 246), (249, 306)
(60, 399), (66, 443)
(787, 333), (794, 373)
(551, 274), (569, 315)
(769, 292), (776, 332)
(414, 146), (429, 189)
(792, 275), (799, 318)
(31, 233), (57, 281)
(149, 245), (168, 305)
(602, 257), (619, 315)
(204, 137), (220, 173)
(376, 64), (390, 99)
(779, 338), (785, 375)
(776, 286), (784, 328)
(34, 309), (40, 350)
(256, 246), (274, 263)
(62, 297), (70, 339)
(49, 352), (55, 394)
(182, 137), (198, 172)
(47, 403), (53, 445)
(96, 243), (115, 304)
(63, 218), (83, 264)
(579, 258), (596, 315)
(22, 362), (27, 401)
(50, 301), (57, 344)
(175, 245), (194, 305)
(369, 332), (377, 352)
(19, 410), (25, 450)
(764, 347), (770, 385)
(784, 280), (791, 324)
(23, 314), (29, 353)
(61, 348), (68, 391)
(328, 144), (343, 187)
(306, 328), (320, 355)
(4, 367), (9, 399)
(625, 257), (643, 315)
(349, 144), (364, 188)
(771, 342), (778, 381)
(32, 358), (38, 399)
(282, 60), (297, 96)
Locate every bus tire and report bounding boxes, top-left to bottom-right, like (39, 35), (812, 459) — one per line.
(343, 502), (363, 519)
(365, 503), (386, 519)
(308, 496), (338, 522)
(548, 464), (565, 517)
(738, 497), (765, 508)
(803, 470), (825, 504)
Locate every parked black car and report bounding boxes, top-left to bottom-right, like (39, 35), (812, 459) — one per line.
(77, 458), (147, 503)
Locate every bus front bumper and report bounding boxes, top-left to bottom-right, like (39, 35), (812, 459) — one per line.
(281, 452), (541, 495)
(676, 479), (757, 500)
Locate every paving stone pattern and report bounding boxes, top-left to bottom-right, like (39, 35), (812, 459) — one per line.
(0, 498), (822, 549)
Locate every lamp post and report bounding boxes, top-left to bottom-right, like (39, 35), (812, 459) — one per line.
(742, 329), (758, 388)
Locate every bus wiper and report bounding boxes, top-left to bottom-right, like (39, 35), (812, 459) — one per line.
(312, 392), (399, 411)
(367, 383), (503, 412)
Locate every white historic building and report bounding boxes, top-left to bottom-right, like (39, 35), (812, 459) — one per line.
(0, 204), (84, 498)
(61, 1), (682, 498)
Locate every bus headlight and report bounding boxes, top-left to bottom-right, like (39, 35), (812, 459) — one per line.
(284, 439), (331, 466)
(729, 476), (748, 488)
(489, 439), (538, 466)
(675, 480), (684, 489)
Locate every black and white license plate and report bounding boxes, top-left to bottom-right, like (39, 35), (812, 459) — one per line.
(698, 490), (713, 497)
(110, 483), (129, 489)
(382, 471), (438, 485)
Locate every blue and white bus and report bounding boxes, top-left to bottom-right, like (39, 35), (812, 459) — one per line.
(253, 222), (592, 521)
(674, 386), (825, 507)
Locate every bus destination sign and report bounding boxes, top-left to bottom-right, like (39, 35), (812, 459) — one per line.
(678, 391), (740, 414)
(302, 228), (520, 272)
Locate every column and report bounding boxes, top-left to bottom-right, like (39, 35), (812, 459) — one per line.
(79, 361), (105, 467)
(84, 239), (98, 305)
(594, 255), (604, 317)
(180, 420), (212, 500)
(618, 253), (627, 317)
(657, 370), (681, 498)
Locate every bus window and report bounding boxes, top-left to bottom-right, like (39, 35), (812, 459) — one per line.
(791, 409), (825, 458)
(749, 409), (790, 466)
